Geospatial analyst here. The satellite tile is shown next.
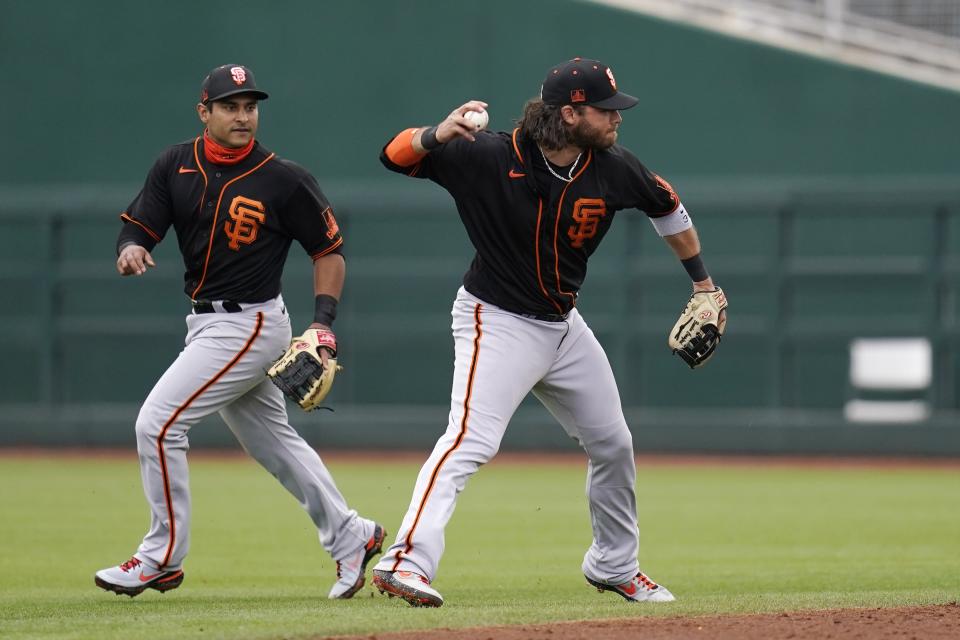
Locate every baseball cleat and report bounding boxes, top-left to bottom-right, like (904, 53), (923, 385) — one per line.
(94, 556), (184, 597)
(586, 572), (675, 603)
(372, 569), (444, 607)
(328, 524), (387, 599)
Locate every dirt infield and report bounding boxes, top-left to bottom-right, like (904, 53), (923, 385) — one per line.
(329, 603), (959, 640)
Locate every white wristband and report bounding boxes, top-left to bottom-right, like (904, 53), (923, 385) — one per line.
(648, 201), (692, 237)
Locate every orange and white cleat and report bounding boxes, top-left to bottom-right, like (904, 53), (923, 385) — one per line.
(94, 556), (184, 597)
(372, 569), (444, 607)
(328, 524), (387, 599)
(586, 571), (675, 602)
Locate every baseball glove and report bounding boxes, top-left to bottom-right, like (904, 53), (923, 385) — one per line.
(267, 328), (341, 411)
(668, 288), (728, 369)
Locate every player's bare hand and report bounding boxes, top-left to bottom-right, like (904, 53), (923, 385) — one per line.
(435, 100), (489, 144)
(116, 245), (156, 276)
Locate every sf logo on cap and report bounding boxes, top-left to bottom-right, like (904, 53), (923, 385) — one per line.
(230, 66), (247, 85)
(606, 67), (617, 89)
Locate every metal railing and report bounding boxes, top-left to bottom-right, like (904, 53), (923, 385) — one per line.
(589, 0), (960, 91)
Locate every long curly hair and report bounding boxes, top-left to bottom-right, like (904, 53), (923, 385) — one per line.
(516, 98), (583, 151)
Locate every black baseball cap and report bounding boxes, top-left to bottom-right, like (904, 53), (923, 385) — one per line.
(541, 58), (638, 110)
(200, 64), (269, 104)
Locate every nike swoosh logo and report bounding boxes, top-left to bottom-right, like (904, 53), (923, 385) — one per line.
(139, 572), (162, 582)
(178, 167), (199, 174)
(508, 169), (526, 179)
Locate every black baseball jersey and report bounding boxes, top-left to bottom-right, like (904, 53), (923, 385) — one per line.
(118, 136), (343, 303)
(381, 128), (678, 316)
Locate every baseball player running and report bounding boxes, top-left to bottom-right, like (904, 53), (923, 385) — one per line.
(95, 64), (384, 600)
(371, 58), (727, 607)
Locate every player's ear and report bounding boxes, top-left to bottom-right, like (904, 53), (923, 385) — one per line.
(559, 105), (578, 125)
(197, 102), (210, 124)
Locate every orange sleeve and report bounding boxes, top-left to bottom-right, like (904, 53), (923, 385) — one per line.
(384, 128), (427, 167)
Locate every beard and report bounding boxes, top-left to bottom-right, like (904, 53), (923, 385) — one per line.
(567, 119), (617, 150)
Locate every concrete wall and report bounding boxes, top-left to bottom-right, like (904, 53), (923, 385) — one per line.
(2, 0), (958, 452)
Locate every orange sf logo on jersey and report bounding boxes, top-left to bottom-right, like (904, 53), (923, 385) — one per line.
(567, 198), (607, 249)
(224, 196), (266, 250)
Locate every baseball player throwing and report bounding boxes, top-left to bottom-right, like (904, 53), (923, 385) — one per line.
(371, 58), (727, 607)
(95, 64), (384, 600)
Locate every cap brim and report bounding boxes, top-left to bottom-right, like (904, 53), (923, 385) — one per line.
(205, 89), (269, 103)
(589, 91), (639, 110)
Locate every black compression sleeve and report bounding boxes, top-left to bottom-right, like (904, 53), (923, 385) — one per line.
(421, 126), (441, 150)
(681, 253), (710, 282)
(314, 294), (339, 326)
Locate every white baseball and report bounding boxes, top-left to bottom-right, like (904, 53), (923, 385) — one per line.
(464, 109), (489, 131)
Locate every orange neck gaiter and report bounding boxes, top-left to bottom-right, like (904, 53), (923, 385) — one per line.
(203, 130), (255, 165)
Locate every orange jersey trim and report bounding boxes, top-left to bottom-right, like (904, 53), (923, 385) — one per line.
(310, 236), (344, 261)
(510, 128), (524, 165)
(525, 130), (565, 313)
(653, 173), (680, 214)
(192, 137), (210, 216)
(534, 199), (565, 314)
(385, 128), (427, 168)
(119, 213), (161, 243)
(552, 150), (593, 308)
(190, 153), (276, 299)
(157, 312), (264, 569)
(392, 303), (483, 571)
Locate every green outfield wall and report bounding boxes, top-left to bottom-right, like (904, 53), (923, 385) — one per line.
(2, 0), (958, 453)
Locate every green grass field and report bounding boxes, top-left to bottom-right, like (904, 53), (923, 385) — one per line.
(0, 453), (957, 639)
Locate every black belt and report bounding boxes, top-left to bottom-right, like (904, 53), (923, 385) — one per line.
(192, 300), (243, 314)
(519, 311), (569, 323)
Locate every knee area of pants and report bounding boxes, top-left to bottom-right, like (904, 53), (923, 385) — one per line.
(590, 430), (634, 461)
(615, 430), (634, 454)
(476, 443), (501, 465)
(135, 406), (167, 440)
